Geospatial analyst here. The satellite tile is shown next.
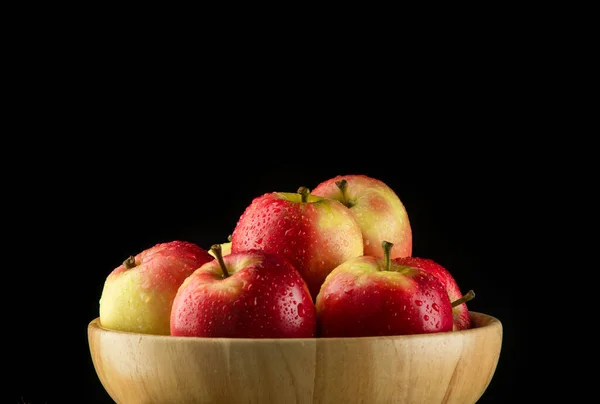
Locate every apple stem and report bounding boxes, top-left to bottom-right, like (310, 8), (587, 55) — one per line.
(210, 244), (230, 278)
(381, 240), (393, 271)
(297, 186), (310, 203)
(335, 179), (348, 204)
(451, 290), (475, 307)
(123, 256), (136, 269)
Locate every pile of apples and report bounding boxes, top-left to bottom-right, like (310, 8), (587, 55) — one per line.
(99, 174), (475, 338)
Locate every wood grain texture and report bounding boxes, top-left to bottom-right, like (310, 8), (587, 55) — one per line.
(88, 311), (502, 404)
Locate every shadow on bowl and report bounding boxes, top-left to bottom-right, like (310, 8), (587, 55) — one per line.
(88, 311), (502, 404)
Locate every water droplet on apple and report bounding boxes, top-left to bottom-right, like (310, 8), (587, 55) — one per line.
(365, 239), (370, 246)
(432, 303), (439, 312)
(435, 321), (440, 329)
(256, 238), (263, 244)
(254, 297), (258, 306)
(423, 315), (429, 321)
(415, 300), (423, 306)
(298, 303), (306, 318)
(285, 229), (293, 236)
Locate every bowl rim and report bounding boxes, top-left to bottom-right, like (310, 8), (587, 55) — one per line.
(88, 311), (501, 343)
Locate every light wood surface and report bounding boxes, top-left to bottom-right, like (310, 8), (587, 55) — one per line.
(88, 311), (502, 404)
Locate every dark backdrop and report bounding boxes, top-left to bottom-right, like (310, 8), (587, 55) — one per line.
(11, 141), (528, 402)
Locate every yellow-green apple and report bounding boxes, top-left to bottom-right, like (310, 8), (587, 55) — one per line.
(394, 256), (475, 330)
(170, 244), (316, 338)
(209, 234), (232, 258)
(99, 240), (214, 335)
(311, 174), (412, 259)
(315, 241), (453, 337)
(230, 186), (364, 300)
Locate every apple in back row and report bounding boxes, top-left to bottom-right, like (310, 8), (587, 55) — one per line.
(99, 174), (474, 337)
(231, 174), (412, 300)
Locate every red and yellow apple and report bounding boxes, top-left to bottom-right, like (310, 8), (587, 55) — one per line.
(311, 174), (412, 259)
(395, 256), (474, 330)
(170, 245), (316, 338)
(315, 241), (453, 337)
(230, 186), (364, 300)
(99, 240), (214, 335)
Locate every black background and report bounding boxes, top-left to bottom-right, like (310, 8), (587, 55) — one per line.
(6, 30), (550, 398)
(11, 139), (531, 402)
(9, 2), (590, 398)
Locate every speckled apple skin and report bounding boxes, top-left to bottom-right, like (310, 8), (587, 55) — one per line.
(231, 192), (364, 300)
(99, 241), (214, 335)
(395, 256), (471, 330)
(170, 249), (316, 338)
(311, 174), (412, 259)
(315, 256), (453, 337)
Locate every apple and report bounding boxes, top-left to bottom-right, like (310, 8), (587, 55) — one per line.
(394, 256), (475, 330)
(170, 244), (316, 338)
(315, 241), (453, 337)
(99, 240), (214, 335)
(311, 174), (412, 259)
(209, 234), (232, 258)
(230, 186), (364, 300)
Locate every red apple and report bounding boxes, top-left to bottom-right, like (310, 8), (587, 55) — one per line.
(99, 240), (214, 335)
(315, 241), (453, 337)
(394, 256), (474, 330)
(230, 186), (364, 300)
(311, 174), (412, 259)
(170, 244), (316, 338)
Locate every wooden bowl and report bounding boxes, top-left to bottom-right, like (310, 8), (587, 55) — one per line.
(88, 311), (502, 404)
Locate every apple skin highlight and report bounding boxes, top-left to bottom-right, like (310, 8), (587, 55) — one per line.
(312, 174), (412, 259)
(170, 249), (317, 338)
(99, 241), (214, 335)
(315, 256), (453, 337)
(231, 190), (364, 300)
